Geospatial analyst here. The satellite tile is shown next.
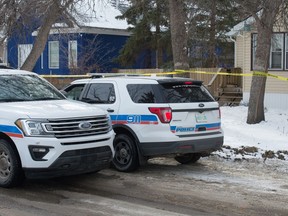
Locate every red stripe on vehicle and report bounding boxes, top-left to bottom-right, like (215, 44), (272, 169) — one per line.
(5, 132), (23, 138)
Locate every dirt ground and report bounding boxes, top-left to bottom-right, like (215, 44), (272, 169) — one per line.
(1, 156), (288, 216)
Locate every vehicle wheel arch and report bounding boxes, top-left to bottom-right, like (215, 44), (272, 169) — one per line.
(112, 125), (147, 165)
(0, 132), (22, 166)
(112, 124), (140, 145)
(0, 132), (24, 187)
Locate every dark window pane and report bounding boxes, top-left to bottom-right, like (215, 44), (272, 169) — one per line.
(271, 52), (282, 68)
(160, 85), (214, 103)
(286, 52), (288, 69)
(85, 83), (115, 104)
(127, 83), (214, 104)
(127, 84), (156, 103)
(65, 84), (84, 100)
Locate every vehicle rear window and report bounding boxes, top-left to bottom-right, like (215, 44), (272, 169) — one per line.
(160, 84), (214, 103)
(127, 83), (214, 103)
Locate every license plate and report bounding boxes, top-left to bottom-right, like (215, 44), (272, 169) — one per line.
(195, 113), (207, 123)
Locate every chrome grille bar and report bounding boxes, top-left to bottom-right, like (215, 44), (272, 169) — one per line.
(44, 115), (111, 139)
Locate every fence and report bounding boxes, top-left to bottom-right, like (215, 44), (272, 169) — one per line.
(42, 68), (243, 94)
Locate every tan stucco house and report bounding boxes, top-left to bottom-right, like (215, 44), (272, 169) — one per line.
(227, 16), (288, 110)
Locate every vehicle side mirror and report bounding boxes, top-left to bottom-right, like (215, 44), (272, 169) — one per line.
(60, 90), (67, 97)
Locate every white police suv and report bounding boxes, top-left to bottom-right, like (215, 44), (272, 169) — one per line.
(62, 75), (224, 172)
(0, 69), (114, 187)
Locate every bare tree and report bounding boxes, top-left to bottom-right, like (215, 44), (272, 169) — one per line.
(20, 0), (77, 71)
(168, 0), (189, 70)
(236, 0), (284, 124)
(57, 34), (116, 74)
(0, 0), (109, 72)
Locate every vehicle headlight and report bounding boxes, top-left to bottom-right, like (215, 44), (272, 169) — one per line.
(15, 119), (51, 137)
(107, 116), (113, 131)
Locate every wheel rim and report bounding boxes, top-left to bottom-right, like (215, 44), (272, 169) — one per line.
(115, 141), (131, 165)
(0, 150), (11, 180)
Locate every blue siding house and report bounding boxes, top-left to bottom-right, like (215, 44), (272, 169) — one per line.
(6, 2), (141, 74)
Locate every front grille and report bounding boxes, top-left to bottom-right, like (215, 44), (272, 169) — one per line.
(44, 115), (111, 139)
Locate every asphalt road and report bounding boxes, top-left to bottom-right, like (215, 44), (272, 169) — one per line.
(1, 156), (288, 216)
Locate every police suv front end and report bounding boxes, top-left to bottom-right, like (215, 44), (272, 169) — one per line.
(0, 70), (114, 187)
(9, 103), (115, 179)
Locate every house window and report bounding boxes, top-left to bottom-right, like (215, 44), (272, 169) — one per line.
(252, 33), (285, 70)
(68, 40), (77, 68)
(49, 41), (59, 69)
(18, 44), (32, 68)
(269, 34), (283, 69)
(252, 34), (257, 69)
(285, 33), (288, 70)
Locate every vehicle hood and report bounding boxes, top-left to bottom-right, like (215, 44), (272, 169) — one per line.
(0, 99), (107, 119)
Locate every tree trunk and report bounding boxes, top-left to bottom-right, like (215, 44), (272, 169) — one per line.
(207, 0), (216, 67)
(155, 0), (162, 68)
(168, 0), (189, 70)
(247, 0), (283, 124)
(20, 3), (60, 71)
(21, 0), (75, 71)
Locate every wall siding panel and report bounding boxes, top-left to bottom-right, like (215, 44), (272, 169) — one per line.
(243, 92), (288, 110)
(236, 31), (288, 109)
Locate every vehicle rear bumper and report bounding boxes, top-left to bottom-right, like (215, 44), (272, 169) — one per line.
(139, 135), (224, 156)
(23, 146), (113, 179)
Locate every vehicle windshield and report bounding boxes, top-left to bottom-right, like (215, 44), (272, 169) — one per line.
(0, 74), (65, 102)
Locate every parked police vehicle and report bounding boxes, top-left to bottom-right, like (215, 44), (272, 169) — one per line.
(62, 74), (224, 172)
(0, 69), (114, 188)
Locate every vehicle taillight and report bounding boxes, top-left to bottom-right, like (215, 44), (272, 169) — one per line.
(184, 81), (192, 85)
(148, 107), (172, 123)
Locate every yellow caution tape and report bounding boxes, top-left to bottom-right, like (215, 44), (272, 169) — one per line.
(172, 70), (288, 82)
(174, 70), (253, 77)
(41, 74), (90, 78)
(41, 69), (288, 82)
(252, 71), (288, 81)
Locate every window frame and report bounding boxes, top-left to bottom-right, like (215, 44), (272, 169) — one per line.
(269, 33), (284, 70)
(251, 33), (288, 71)
(18, 44), (33, 68)
(285, 33), (288, 70)
(84, 83), (116, 104)
(48, 41), (60, 69)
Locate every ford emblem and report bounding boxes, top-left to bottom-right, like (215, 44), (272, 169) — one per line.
(198, 103), (205, 108)
(79, 122), (92, 130)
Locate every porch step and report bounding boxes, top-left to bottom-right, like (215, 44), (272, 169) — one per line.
(216, 86), (243, 106)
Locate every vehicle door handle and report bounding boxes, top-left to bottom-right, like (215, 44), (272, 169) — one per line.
(107, 108), (114, 113)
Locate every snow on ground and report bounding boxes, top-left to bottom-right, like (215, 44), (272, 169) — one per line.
(215, 105), (288, 161)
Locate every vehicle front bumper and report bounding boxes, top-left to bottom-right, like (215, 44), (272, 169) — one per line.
(24, 146), (112, 179)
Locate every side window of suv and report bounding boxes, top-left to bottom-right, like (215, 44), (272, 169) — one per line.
(84, 83), (115, 104)
(62, 84), (85, 100)
(127, 84), (156, 103)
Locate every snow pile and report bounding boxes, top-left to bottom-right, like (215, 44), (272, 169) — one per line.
(215, 106), (288, 161)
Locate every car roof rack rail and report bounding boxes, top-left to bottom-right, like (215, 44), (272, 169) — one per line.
(0, 63), (14, 69)
(87, 73), (156, 78)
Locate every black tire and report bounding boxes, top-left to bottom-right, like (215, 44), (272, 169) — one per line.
(174, 153), (201, 164)
(0, 139), (24, 188)
(112, 134), (139, 172)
